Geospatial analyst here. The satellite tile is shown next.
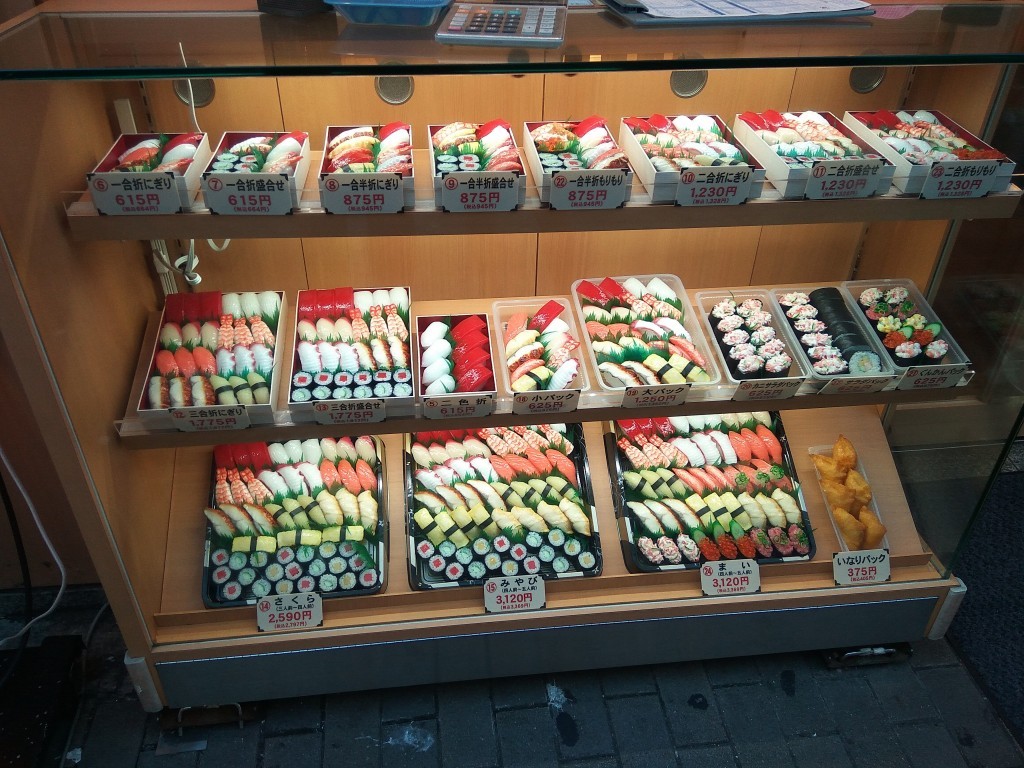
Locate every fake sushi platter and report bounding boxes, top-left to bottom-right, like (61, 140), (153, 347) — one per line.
(201, 131), (312, 215)
(318, 124), (415, 214)
(842, 109), (1016, 197)
(523, 116), (633, 209)
(768, 286), (899, 395)
(733, 110), (894, 200)
(289, 286), (415, 424)
(608, 412), (815, 573)
(415, 313), (497, 418)
(842, 279), (972, 389)
(87, 132), (212, 215)
(808, 437), (889, 553)
(695, 289), (810, 400)
(202, 435), (387, 607)
(428, 120), (526, 212)
(135, 290), (283, 431)
(404, 423), (602, 589)
(571, 274), (722, 408)
(491, 297), (591, 415)
(618, 114), (765, 205)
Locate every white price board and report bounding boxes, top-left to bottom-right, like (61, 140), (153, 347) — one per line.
(833, 549), (891, 586)
(256, 592), (323, 632)
(320, 173), (405, 214)
(170, 405), (250, 432)
(700, 559), (760, 596)
(818, 375), (894, 396)
(483, 575), (546, 614)
(676, 166), (752, 206)
(313, 399), (386, 425)
(512, 389), (580, 415)
(422, 394), (495, 420)
(920, 161), (1000, 199)
(441, 172), (520, 212)
(733, 377), (802, 401)
(621, 384), (689, 408)
(804, 158), (885, 200)
(203, 173), (295, 215)
(548, 170), (629, 210)
(896, 364), (968, 391)
(89, 172), (181, 215)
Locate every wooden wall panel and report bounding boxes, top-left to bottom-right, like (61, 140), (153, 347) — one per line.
(789, 66), (912, 114)
(177, 239), (309, 297)
(751, 222), (865, 284)
(536, 228), (761, 293)
(856, 220), (950, 289)
(906, 65), (1004, 136)
(301, 235), (538, 300)
(145, 77), (285, 138)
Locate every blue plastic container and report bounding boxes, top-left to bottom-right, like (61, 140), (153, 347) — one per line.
(327, 0), (450, 26)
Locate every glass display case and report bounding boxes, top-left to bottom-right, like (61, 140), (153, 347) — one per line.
(1, 0), (1022, 710)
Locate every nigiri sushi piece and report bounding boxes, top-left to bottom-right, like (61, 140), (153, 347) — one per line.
(159, 323), (183, 350)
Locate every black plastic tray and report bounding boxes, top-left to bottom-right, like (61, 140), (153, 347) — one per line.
(202, 435), (389, 608)
(608, 413), (816, 573)
(404, 424), (603, 589)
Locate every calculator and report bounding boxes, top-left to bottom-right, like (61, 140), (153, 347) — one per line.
(435, 1), (567, 47)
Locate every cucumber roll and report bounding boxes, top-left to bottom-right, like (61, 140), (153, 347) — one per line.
(238, 567), (257, 587)
(501, 560), (520, 576)
(319, 542), (338, 559)
(221, 582), (242, 601)
(438, 540), (457, 559)
(484, 552), (502, 571)
(359, 570), (379, 588)
(472, 539), (491, 557)
(296, 545), (316, 564)
(525, 531), (543, 549)
(275, 580), (294, 594)
(578, 551), (597, 570)
(211, 549), (230, 567)
(318, 573), (338, 592)
(548, 529), (566, 548)
(552, 556), (570, 574)
(340, 572), (358, 590)
(455, 547), (474, 566)
(265, 563), (285, 582)
(292, 389), (312, 402)
(249, 552), (269, 569)
(308, 559), (327, 578)
(228, 552), (248, 570)
(252, 579), (271, 598)
(394, 383), (413, 397)
(329, 556), (348, 575)
(297, 576), (316, 592)
(523, 556), (541, 575)
(211, 565), (231, 585)
(467, 561), (487, 580)
(333, 387), (352, 400)
(538, 545), (556, 563)
(563, 538), (582, 558)
(353, 385), (373, 399)
(445, 562), (465, 581)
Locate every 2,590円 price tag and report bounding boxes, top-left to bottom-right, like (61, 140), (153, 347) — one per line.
(257, 593), (323, 632)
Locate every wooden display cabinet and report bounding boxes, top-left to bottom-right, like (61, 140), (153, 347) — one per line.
(1, 0), (1022, 710)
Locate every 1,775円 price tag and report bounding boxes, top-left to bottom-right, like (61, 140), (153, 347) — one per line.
(483, 575), (546, 614)
(313, 399), (386, 425)
(700, 560), (760, 596)
(256, 592), (323, 632)
(833, 549), (891, 586)
(170, 405), (250, 432)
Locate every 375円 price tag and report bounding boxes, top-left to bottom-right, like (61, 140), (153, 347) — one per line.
(833, 549), (890, 585)
(483, 575), (546, 614)
(700, 559), (760, 596)
(257, 592), (323, 632)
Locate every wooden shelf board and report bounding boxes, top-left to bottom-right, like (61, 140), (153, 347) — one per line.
(151, 407), (938, 647)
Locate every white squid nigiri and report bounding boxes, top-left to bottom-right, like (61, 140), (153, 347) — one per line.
(283, 439), (303, 464)
(221, 292), (242, 318)
(258, 291), (281, 319)
(239, 292), (261, 318)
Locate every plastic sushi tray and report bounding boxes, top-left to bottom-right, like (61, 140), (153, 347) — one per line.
(404, 423), (603, 589)
(607, 411), (816, 573)
(807, 444), (889, 553)
(202, 435), (389, 608)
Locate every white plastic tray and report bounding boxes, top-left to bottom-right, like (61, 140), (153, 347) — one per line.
(807, 444), (889, 552)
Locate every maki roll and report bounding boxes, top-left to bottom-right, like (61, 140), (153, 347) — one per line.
(221, 582), (242, 601)
(538, 544), (556, 563)
(493, 536), (511, 554)
(764, 354), (791, 377)
(284, 562), (303, 580)
(394, 383), (413, 397)
(374, 382), (393, 398)
(276, 547), (295, 565)
(292, 388), (311, 403)
(547, 529), (566, 548)
(359, 570), (379, 588)
(333, 387), (352, 400)
(348, 553), (369, 572)
(926, 339), (949, 359)
(578, 550), (597, 570)
(736, 355), (764, 379)
(312, 385), (332, 400)
(318, 573), (338, 592)
(275, 580), (294, 595)
(211, 565), (231, 585)
(210, 549), (230, 568)
(329, 556), (349, 575)
(849, 350), (882, 374)
(501, 560), (520, 576)
(552, 556), (570, 574)
(228, 552), (248, 570)
(353, 385), (374, 399)
(563, 538), (582, 558)
(249, 551), (270, 569)
(467, 561), (487, 580)
(292, 371), (314, 388)
(445, 562), (465, 581)
(428, 554), (446, 573)
(353, 371), (373, 386)
(313, 372), (334, 387)
(523, 556), (541, 575)
(252, 579), (271, 598)
(525, 531), (543, 549)
(335, 371), (353, 386)
(416, 540), (436, 560)
(472, 539), (491, 557)
(484, 552), (503, 571)
(455, 547), (474, 565)
(509, 543), (528, 561)
(238, 567), (257, 587)
(265, 563), (285, 582)
(308, 559), (327, 577)
(319, 542), (338, 559)
(296, 545), (316, 564)
(338, 541), (357, 558)
(340, 572), (358, 590)
(297, 576), (316, 592)
(393, 369), (412, 384)
(438, 540), (457, 559)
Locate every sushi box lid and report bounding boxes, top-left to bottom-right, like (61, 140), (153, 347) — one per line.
(732, 111), (894, 200)
(287, 286), (416, 422)
(617, 115), (765, 205)
(807, 444), (890, 553)
(841, 109), (1016, 197)
(414, 313), (498, 418)
(491, 297), (591, 414)
(569, 273), (722, 408)
(318, 124), (415, 214)
(523, 119), (634, 205)
(201, 131), (312, 214)
(427, 122), (527, 209)
(131, 290), (284, 430)
(87, 132), (212, 215)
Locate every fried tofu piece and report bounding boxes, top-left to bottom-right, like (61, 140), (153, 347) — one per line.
(844, 469), (873, 508)
(821, 478), (856, 512)
(811, 453), (847, 484)
(859, 508), (887, 550)
(832, 435), (858, 473)
(833, 507), (866, 550)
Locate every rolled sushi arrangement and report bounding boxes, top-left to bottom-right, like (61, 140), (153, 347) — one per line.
(855, 109), (1006, 163)
(500, 301), (583, 392)
(624, 114), (749, 171)
(776, 288), (884, 377)
(203, 435), (385, 605)
(324, 123), (412, 175)
(290, 287), (412, 404)
(145, 291), (278, 410)
(614, 412), (813, 569)
(431, 120), (523, 174)
(417, 314), (495, 396)
(853, 284), (949, 367)
(408, 423), (600, 587)
(107, 132), (204, 175)
(739, 110), (864, 164)
(208, 132), (307, 175)
(574, 275), (714, 389)
(706, 295), (793, 380)
(529, 115), (629, 172)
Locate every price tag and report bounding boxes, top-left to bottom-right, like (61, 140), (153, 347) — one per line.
(920, 161), (1000, 199)
(313, 399), (386, 425)
(89, 172), (183, 215)
(622, 384), (689, 408)
(734, 377), (802, 401)
(422, 394), (495, 420)
(320, 173), (405, 214)
(548, 170), (629, 210)
(440, 172), (520, 212)
(483, 575), (546, 614)
(833, 549), (891, 586)
(170, 405), (250, 432)
(676, 166), (752, 206)
(818, 375), (893, 395)
(804, 158), (885, 200)
(256, 593), (323, 632)
(203, 173), (295, 215)
(700, 560), (760, 596)
(512, 389), (580, 415)
(897, 364), (968, 391)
